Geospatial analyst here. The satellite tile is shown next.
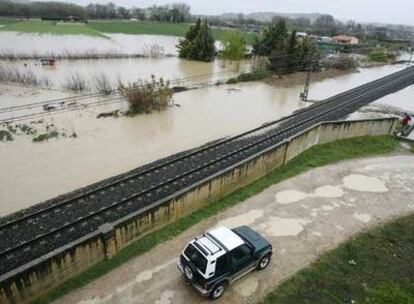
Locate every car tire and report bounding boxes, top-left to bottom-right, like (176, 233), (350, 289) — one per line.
(209, 282), (226, 300)
(183, 265), (194, 281)
(257, 254), (271, 270)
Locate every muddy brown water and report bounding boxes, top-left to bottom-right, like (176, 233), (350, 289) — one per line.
(0, 63), (414, 217)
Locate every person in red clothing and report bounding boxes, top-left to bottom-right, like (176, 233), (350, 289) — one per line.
(401, 113), (412, 136)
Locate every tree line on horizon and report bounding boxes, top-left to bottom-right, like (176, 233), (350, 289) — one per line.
(0, 0), (191, 23)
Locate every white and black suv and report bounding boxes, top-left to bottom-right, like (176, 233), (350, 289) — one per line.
(177, 226), (272, 300)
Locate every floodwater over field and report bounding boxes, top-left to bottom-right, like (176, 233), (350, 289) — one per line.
(1, 64), (414, 216)
(0, 32), (181, 57)
(0, 82), (306, 215)
(0, 57), (246, 91)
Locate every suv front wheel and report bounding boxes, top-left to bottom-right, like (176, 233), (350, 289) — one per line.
(257, 254), (271, 270)
(210, 282), (226, 300)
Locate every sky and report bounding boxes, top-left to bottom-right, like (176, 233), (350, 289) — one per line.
(52, 0), (414, 26)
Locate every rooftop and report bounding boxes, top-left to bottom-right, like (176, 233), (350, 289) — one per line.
(208, 226), (244, 251)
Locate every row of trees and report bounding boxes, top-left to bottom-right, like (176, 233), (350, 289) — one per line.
(148, 3), (191, 23)
(0, 0), (86, 19)
(0, 1), (191, 23)
(253, 20), (318, 73)
(178, 18), (318, 75)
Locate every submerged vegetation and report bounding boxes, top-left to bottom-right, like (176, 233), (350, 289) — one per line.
(0, 129), (13, 141)
(32, 131), (59, 142)
(0, 65), (51, 87)
(120, 75), (173, 115)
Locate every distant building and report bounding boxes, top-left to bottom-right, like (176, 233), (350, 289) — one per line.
(319, 36), (333, 43)
(296, 32), (308, 38)
(295, 32), (308, 42)
(334, 35), (359, 45)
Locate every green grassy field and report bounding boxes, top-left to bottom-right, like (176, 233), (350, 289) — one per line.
(0, 19), (18, 26)
(0, 21), (105, 37)
(262, 213), (414, 304)
(88, 20), (190, 36)
(0, 20), (256, 43)
(30, 135), (401, 304)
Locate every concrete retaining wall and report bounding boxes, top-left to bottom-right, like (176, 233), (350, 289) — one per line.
(0, 117), (398, 304)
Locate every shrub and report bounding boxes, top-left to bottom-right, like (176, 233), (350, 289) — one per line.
(220, 32), (246, 61)
(0, 130), (13, 141)
(226, 70), (269, 84)
(64, 72), (87, 91)
(120, 75), (173, 115)
(93, 74), (113, 95)
(368, 48), (388, 62)
(322, 55), (358, 70)
(32, 131), (59, 142)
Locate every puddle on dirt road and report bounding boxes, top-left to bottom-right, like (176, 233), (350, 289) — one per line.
(353, 213), (372, 223)
(343, 174), (388, 193)
(314, 186), (344, 198)
(154, 291), (175, 304)
(275, 190), (309, 204)
(258, 217), (310, 237)
(234, 278), (259, 298)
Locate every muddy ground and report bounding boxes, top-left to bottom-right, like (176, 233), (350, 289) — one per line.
(54, 155), (414, 304)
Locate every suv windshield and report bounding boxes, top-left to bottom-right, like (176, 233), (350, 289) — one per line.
(184, 243), (207, 273)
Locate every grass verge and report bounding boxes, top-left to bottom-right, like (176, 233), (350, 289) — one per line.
(33, 135), (398, 304)
(262, 213), (414, 304)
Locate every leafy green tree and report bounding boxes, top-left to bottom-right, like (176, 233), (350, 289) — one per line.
(253, 20), (288, 56)
(177, 19), (201, 58)
(177, 19), (216, 62)
(368, 48), (388, 62)
(220, 31), (246, 61)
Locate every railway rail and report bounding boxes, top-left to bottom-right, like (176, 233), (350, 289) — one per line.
(1, 66), (414, 276)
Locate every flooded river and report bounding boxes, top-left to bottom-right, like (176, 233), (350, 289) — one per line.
(0, 64), (413, 217)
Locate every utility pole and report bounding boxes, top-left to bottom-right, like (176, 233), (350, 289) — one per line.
(409, 39), (413, 66)
(300, 59), (313, 101)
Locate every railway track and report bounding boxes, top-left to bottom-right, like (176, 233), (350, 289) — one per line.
(1, 66), (413, 276)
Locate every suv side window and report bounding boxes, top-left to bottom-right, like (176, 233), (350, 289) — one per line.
(214, 255), (228, 276)
(230, 244), (251, 266)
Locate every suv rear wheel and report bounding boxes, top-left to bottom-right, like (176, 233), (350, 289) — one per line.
(257, 254), (271, 270)
(210, 282), (226, 300)
(184, 265), (194, 281)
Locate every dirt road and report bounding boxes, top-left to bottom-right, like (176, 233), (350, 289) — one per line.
(54, 155), (414, 304)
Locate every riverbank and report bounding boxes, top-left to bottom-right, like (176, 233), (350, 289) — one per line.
(265, 68), (358, 88)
